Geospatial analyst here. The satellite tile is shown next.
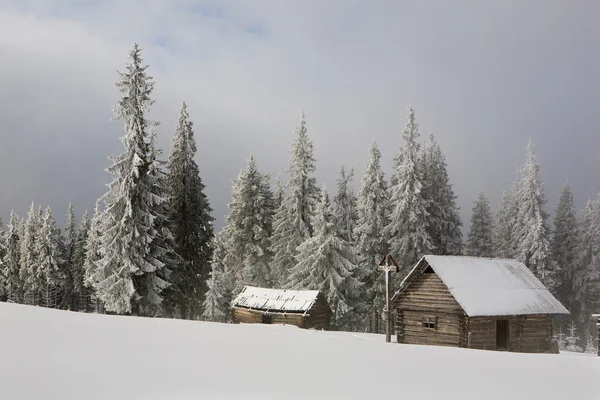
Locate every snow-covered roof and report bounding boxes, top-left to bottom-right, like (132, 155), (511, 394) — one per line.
(232, 286), (321, 313)
(393, 255), (569, 317)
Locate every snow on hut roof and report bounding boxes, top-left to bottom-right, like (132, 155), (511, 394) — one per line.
(394, 255), (569, 317)
(232, 286), (321, 313)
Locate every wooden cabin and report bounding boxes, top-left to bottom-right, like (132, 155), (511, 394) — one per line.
(232, 286), (332, 330)
(391, 255), (569, 353)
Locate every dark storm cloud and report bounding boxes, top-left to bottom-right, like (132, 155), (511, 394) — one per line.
(0, 0), (598, 232)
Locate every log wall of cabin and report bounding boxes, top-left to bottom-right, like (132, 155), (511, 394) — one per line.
(303, 296), (332, 330)
(394, 270), (465, 347)
(232, 307), (305, 327)
(232, 299), (331, 330)
(467, 315), (552, 353)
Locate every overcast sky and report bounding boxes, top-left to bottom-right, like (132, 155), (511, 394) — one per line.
(0, 0), (598, 232)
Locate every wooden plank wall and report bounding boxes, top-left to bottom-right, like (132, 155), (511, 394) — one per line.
(394, 271), (465, 347)
(303, 296), (331, 330)
(467, 315), (552, 353)
(232, 307), (305, 327)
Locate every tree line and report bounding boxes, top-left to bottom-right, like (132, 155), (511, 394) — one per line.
(0, 44), (598, 344)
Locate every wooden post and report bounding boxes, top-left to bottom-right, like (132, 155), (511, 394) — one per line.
(385, 270), (391, 343)
(378, 254), (400, 343)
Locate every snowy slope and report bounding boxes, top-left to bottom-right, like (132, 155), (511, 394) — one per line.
(0, 303), (597, 400)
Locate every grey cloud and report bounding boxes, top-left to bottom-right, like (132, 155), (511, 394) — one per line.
(0, 0), (598, 232)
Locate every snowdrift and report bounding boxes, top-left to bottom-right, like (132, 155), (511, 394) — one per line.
(0, 302), (597, 400)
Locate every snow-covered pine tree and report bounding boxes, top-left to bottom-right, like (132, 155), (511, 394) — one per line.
(551, 183), (579, 312)
(420, 134), (463, 255)
(2, 211), (22, 303)
(465, 188), (495, 257)
(35, 206), (65, 308)
(0, 217), (5, 301)
(202, 232), (231, 322)
(83, 201), (102, 288)
(20, 202), (41, 305)
(574, 197), (600, 324)
(564, 321), (582, 352)
(71, 210), (90, 311)
(165, 102), (214, 319)
(355, 141), (390, 332)
(584, 334), (597, 354)
(222, 156), (274, 294)
(333, 166), (358, 243)
(494, 188), (516, 258)
(513, 139), (554, 288)
(384, 107), (433, 274)
(287, 186), (362, 330)
(61, 202), (78, 309)
(274, 174), (284, 211)
(92, 44), (173, 315)
(270, 111), (319, 286)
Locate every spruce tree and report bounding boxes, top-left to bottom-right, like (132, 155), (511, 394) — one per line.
(465, 188), (495, 257)
(35, 206), (65, 307)
(222, 156), (274, 293)
(420, 134), (463, 255)
(0, 217), (5, 301)
(165, 102), (214, 319)
(333, 166), (358, 243)
(92, 44), (173, 315)
(270, 111), (319, 286)
(384, 107), (433, 274)
(83, 201), (103, 290)
(71, 210), (90, 311)
(514, 139), (553, 288)
(574, 198), (600, 324)
(551, 184), (579, 312)
(355, 141), (390, 332)
(287, 187), (361, 330)
(2, 211), (22, 302)
(202, 233), (231, 322)
(62, 202), (78, 309)
(20, 203), (41, 305)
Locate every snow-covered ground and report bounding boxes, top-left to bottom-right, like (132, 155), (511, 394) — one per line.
(0, 303), (597, 400)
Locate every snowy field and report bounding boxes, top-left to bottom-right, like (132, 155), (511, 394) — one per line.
(0, 303), (598, 400)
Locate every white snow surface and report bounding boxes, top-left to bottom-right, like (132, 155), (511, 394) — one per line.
(232, 285), (320, 312)
(397, 255), (569, 317)
(1, 303), (597, 400)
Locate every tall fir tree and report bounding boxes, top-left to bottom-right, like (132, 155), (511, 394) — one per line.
(274, 174), (284, 211)
(494, 169), (520, 258)
(20, 202), (41, 305)
(83, 201), (103, 292)
(420, 134), (463, 255)
(574, 198), (600, 324)
(384, 107), (433, 274)
(62, 202), (78, 309)
(354, 141), (390, 332)
(71, 210), (90, 311)
(0, 217), (5, 301)
(287, 187), (362, 330)
(222, 156), (274, 293)
(465, 188), (495, 257)
(2, 211), (22, 302)
(513, 139), (553, 288)
(165, 102), (214, 319)
(551, 183), (579, 312)
(333, 166), (358, 243)
(270, 111), (319, 286)
(35, 206), (65, 306)
(202, 232), (231, 322)
(91, 44), (174, 315)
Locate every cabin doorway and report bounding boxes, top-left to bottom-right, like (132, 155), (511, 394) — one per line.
(496, 320), (508, 350)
